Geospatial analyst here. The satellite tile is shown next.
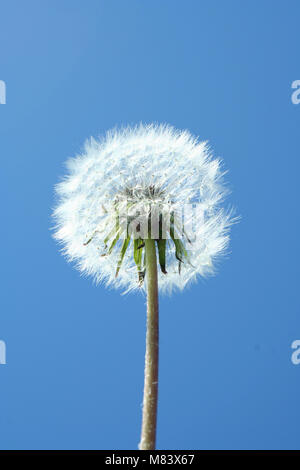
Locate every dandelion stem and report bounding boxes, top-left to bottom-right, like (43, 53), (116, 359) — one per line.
(139, 238), (159, 450)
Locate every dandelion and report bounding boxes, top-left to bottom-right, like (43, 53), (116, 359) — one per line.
(53, 123), (234, 449)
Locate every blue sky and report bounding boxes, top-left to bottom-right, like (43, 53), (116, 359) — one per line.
(0, 0), (300, 450)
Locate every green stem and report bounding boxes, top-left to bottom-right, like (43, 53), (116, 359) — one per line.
(139, 238), (159, 450)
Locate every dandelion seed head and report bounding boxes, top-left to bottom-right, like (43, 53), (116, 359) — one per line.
(53, 123), (234, 294)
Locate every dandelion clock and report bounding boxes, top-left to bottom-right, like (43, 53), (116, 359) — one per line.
(53, 123), (234, 449)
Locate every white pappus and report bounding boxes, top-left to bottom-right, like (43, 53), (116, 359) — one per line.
(52, 123), (234, 294)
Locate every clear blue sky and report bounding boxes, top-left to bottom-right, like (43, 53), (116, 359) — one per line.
(0, 0), (299, 450)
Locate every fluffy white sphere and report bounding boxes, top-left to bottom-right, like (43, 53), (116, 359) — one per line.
(53, 123), (234, 293)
